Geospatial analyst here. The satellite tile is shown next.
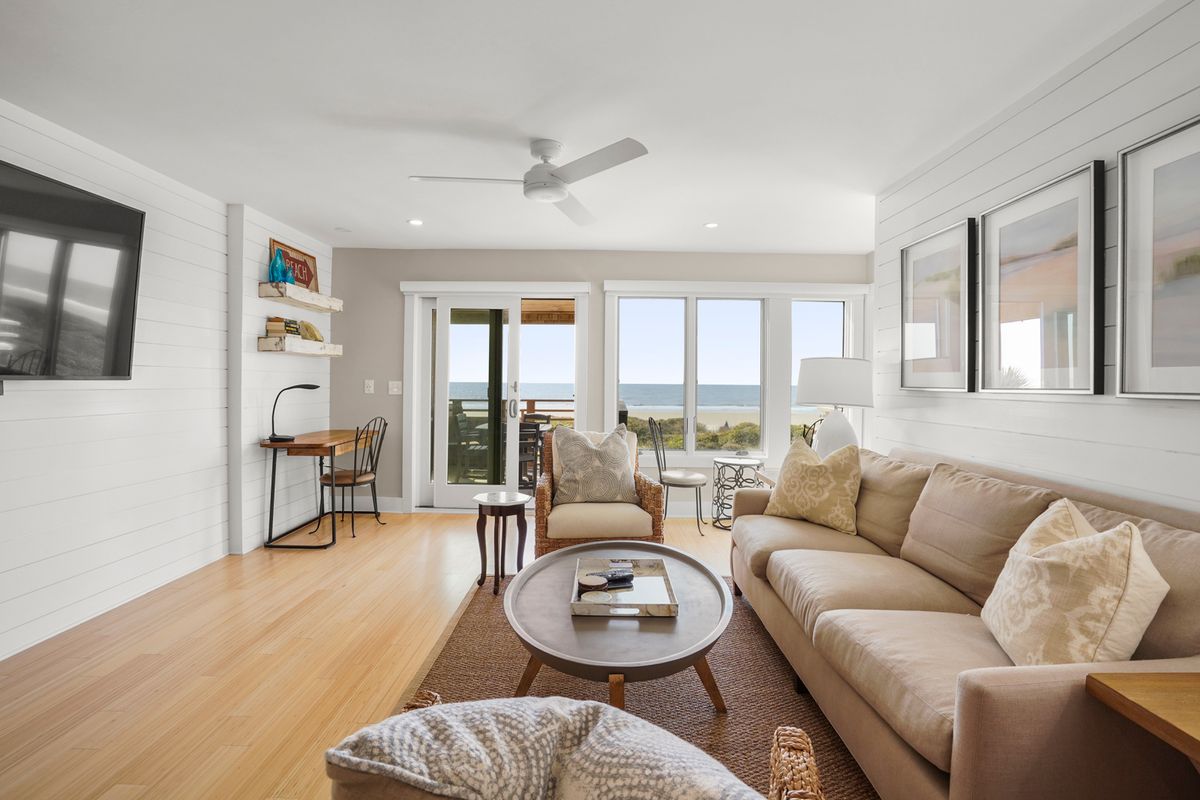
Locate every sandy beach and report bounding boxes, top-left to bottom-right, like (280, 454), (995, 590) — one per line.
(628, 406), (822, 429)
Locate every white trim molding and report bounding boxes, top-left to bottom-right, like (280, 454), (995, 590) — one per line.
(602, 280), (870, 297)
(401, 281), (591, 296)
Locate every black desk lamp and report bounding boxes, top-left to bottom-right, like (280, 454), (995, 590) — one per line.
(270, 383), (319, 442)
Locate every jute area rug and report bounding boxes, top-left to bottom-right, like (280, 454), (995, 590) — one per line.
(404, 578), (878, 799)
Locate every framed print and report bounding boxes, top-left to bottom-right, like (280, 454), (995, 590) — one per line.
(979, 161), (1104, 394)
(900, 219), (976, 391)
(1119, 115), (1200, 399)
(268, 238), (319, 292)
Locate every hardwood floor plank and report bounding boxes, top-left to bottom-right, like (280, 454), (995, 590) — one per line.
(0, 514), (729, 799)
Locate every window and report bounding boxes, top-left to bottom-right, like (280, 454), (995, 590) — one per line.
(791, 300), (846, 441)
(618, 297), (685, 449)
(697, 299), (762, 450)
(606, 282), (866, 465)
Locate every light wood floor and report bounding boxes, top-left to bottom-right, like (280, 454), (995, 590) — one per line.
(0, 514), (731, 800)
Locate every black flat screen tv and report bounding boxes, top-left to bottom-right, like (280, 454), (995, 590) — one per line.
(0, 159), (144, 380)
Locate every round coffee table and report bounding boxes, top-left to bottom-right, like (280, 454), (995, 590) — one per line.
(503, 540), (733, 710)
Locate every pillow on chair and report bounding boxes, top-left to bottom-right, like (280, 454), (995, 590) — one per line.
(553, 425), (639, 505)
(765, 440), (861, 534)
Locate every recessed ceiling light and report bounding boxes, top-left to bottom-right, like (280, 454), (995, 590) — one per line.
(333, 226), (351, 233)
(407, 219), (424, 226)
(703, 222), (719, 229)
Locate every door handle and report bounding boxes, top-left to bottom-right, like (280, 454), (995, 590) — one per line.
(509, 398), (518, 419)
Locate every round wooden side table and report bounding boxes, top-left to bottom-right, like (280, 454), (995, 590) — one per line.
(711, 456), (763, 530)
(474, 491), (531, 595)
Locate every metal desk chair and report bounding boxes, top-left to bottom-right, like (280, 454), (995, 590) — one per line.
(647, 417), (709, 535)
(319, 416), (388, 536)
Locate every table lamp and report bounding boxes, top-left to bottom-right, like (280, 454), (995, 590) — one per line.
(794, 358), (873, 458)
(270, 383), (319, 442)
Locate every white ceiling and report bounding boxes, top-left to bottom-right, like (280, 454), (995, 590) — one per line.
(0, 0), (1162, 253)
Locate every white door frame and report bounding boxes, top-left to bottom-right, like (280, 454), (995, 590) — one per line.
(401, 282), (591, 511)
(431, 295), (521, 508)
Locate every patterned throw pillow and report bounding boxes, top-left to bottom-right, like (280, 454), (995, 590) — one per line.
(981, 498), (1170, 665)
(553, 425), (639, 505)
(764, 440), (861, 534)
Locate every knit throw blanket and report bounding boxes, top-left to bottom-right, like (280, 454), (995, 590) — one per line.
(326, 696), (762, 800)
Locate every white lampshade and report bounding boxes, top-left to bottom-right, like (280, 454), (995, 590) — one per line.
(795, 357), (874, 408)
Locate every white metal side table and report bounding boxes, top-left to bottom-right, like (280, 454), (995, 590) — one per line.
(711, 455), (762, 530)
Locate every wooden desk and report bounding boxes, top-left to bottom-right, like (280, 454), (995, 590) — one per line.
(1086, 672), (1200, 770)
(259, 429), (371, 550)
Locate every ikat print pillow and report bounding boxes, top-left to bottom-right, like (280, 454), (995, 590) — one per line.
(764, 439), (861, 534)
(981, 498), (1169, 665)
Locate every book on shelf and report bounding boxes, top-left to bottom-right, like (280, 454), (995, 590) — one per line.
(265, 316), (302, 337)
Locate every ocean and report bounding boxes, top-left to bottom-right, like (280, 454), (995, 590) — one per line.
(449, 382), (762, 407)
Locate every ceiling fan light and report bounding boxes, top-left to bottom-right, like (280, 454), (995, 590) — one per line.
(523, 181), (569, 203)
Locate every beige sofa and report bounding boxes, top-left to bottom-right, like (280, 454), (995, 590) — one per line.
(730, 447), (1200, 800)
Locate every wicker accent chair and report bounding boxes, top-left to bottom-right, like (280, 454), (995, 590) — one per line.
(535, 429), (664, 557)
(335, 692), (825, 799)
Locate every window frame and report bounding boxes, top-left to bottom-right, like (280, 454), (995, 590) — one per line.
(603, 281), (870, 469)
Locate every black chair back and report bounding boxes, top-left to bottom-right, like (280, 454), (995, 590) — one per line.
(647, 417), (668, 480)
(353, 416), (388, 477)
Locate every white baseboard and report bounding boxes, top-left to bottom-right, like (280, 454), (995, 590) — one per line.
(345, 496), (730, 519)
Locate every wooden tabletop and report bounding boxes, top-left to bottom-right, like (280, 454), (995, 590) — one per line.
(259, 429), (371, 457)
(1086, 672), (1200, 764)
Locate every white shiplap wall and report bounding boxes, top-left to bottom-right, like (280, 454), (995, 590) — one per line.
(0, 99), (230, 659)
(227, 206), (332, 553)
(870, 0), (1200, 512)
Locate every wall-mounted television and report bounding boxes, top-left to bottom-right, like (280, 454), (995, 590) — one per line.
(0, 159), (144, 380)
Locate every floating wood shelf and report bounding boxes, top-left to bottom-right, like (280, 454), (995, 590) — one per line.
(257, 336), (343, 357)
(258, 282), (343, 313)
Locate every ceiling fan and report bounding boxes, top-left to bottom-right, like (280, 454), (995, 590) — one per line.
(409, 137), (648, 226)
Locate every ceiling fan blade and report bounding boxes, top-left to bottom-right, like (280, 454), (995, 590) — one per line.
(549, 138), (648, 184)
(408, 175), (523, 184)
(554, 193), (596, 226)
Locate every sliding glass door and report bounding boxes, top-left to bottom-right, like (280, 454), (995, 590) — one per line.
(432, 296), (521, 507)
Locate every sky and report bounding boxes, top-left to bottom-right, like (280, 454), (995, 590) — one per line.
(447, 297), (846, 387)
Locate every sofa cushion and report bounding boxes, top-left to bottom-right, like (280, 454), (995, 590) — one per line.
(546, 502), (653, 539)
(767, 550), (980, 638)
(732, 515), (887, 579)
(765, 441), (862, 534)
(901, 464), (1060, 605)
(982, 499), (1169, 665)
(1076, 501), (1200, 660)
(813, 609), (1013, 772)
(856, 450), (933, 556)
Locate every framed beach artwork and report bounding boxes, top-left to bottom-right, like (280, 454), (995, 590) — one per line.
(979, 161), (1104, 394)
(1118, 115), (1200, 399)
(900, 219), (976, 391)
(268, 238), (319, 292)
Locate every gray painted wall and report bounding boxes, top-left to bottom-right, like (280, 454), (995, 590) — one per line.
(871, 0), (1200, 512)
(331, 249), (870, 500)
